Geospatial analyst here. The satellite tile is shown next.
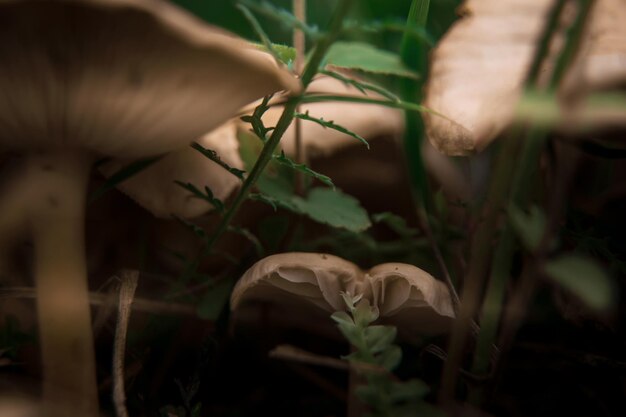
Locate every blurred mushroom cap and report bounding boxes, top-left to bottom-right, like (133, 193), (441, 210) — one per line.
(231, 252), (455, 335)
(99, 121), (244, 219)
(423, 0), (555, 155)
(0, 0), (299, 158)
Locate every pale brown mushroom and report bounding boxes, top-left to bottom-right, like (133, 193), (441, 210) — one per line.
(231, 252), (455, 335)
(423, 0), (555, 155)
(0, 0), (298, 415)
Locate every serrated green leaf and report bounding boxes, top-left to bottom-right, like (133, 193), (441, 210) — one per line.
(175, 216), (207, 239)
(543, 255), (615, 310)
(509, 205), (547, 251)
(295, 111), (370, 149)
(89, 156), (162, 203)
(337, 322), (364, 349)
(239, 0), (320, 40)
(324, 41), (419, 79)
(248, 192), (279, 211)
(226, 225), (264, 257)
(273, 152), (334, 188)
(174, 181), (225, 213)
(293, 188), (372, 232)
(191, 142), (245, 180)
(320, 69), (401, 102)
(196, 278), (233, 320)
(240, 94), (275, 142)
(364, 325), (396, 354)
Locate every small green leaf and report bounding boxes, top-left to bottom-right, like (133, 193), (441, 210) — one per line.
(509, 205), (547, 251)
(174, 181), (224, 213)
(175, 217), (207, 239)
(320, 69), (401, 102)
(324, 41), (420, 79)
(543, 255), (615, 310)
(363, 325), (396, 354)
(331, 311), (355, 326)
(240, 94), (275, 142)
(354, 300), (379, 327)
(389, 379), (429, 402)
(378, 345), (402, 371)
(89, 156), (162, 203)
(226, 225), (264, 257)
(239, 0), (320, 39)
(372, 212), (419, 239)
(273, 152), (334, 188)
(248, 192), (279, 211)
(293, 188), (372, 232)
(191, 142), (245, 180)
(196, 279), (233, 320)
(295, 111), (370, 149)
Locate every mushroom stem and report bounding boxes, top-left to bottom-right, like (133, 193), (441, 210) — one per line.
(26, 150), (98, 417)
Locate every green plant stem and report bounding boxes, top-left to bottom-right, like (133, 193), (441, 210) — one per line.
(201, 0), (355, 258)
(438, 131), (522, 405)
(467, 0), (595, 405)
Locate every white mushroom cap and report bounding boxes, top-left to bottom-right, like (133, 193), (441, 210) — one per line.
(99, 121), (244, 219)
(423, 0), (554, 155)
(254, 75), (404, 158)
(231, 252), (455, 335)
(0, 0), (300, 158)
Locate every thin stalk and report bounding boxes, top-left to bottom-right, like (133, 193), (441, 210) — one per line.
(28, 151), (99, 417)
(202, 0), (355, 257)
(468, 0), (595, 405)
(293, 0), (306, 195)
(438, 132), (522, 405)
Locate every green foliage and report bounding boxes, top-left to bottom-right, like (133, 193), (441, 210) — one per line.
(324, 41), (420, 79)
(174, 181), (225, 213)
(191, 142), (246, 180)
(332, 294), (442, 417)
(509, 205), (548, 251)
(239, 94), (276, 143)
(89, 156), (162, 203)
(543, 254), (615, 311)
(294, 110), (370, 149)
(273, 152), (335, 187)
(320, 69), (401, 101)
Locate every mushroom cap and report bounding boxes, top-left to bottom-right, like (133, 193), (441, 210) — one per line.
(423, 0), (554, 155)
(254, 75), (404, 158)
(99, 121), (244, 219)
(0, 0), (299, 158)
(231, 252), (455, 335)
(562, 0), (626, 95)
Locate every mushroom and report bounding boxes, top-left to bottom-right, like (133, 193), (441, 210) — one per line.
(231, 252), (455, 337)
(423, 0), (555, 155)
(0, 0), (298, 415)
(99, 120), (244, 219)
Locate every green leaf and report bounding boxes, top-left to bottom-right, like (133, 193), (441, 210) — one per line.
(240, 94), (275, 143)
(363, 325), (396, 354)
(239, 0), (320, 40)
(273, 152), (334, 188)
(509, 205), (547, 251)
(389, 379), (429, 402)
(295, 111), (370, 149)
(191, 142), (245, 180)
(238, 4), (286, 68)
(543, 255), (615, 310)
(337, 322), (364, 349)
(372, 212), (419, 239)
(320, 69), (401, 102)
(175, 217), (207, 239)
(292, 188), (372, 232)
(89, 156), (162, 203)
(248, 192), (279, 211)
(378, 345), (402, 371)
(196, 279), (233, 320)
(252, 42), (297, 67)
(331, 311), (355, 326)
(226, 225), (264, 257)
(324, 41), (420, 79)
(174, 181), (225, 213)
(354, 300), (380, 327)
(343, 19), (434, 47)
